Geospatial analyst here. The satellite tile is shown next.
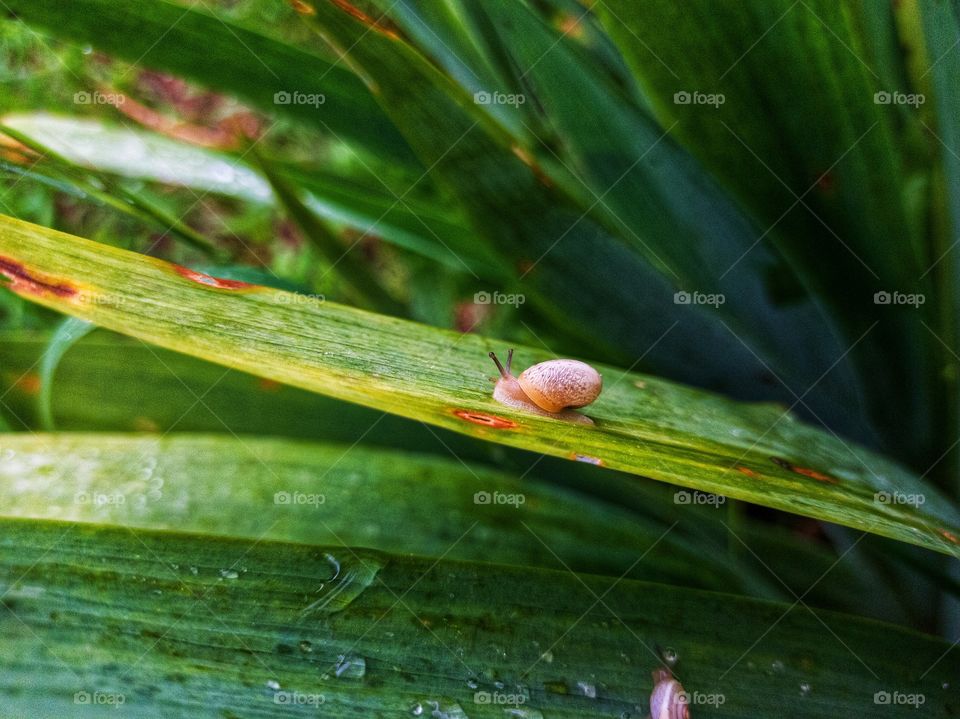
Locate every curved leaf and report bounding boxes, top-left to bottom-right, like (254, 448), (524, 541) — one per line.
(0, 214), (956, 555)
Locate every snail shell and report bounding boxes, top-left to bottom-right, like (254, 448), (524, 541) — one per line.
(650, 668), (690, 719)
(488, 349), (601, 424)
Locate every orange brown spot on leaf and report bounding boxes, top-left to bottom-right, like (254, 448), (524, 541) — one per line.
(453, 409), (518, 429)
(0, 256), (78, 299)
(289, 0), (316, 14)
(328, 0), (404, 40)
(258, 378), (282, 392)
(15, 373), (41, 396)
(939, 529), (959, 545)
(769, 456), (837, 484)
(736, 466), (760, 478)
(173, 265), (255, 290)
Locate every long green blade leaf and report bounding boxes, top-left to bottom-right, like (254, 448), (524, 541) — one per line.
(0, 214), (956, 555)
(0, 517), (955, 717)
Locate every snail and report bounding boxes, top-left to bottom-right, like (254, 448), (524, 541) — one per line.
(650, 667), (690, 719)
(487, 349), (601, 425)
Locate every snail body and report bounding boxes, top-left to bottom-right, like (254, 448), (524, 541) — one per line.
(488, 349), (601, 425)
(650, 668), (690, 719)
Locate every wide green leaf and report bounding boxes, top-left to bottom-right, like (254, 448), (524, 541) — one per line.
(0, 517), (955, 717)
(0, 331), (904, 618)
(0, 214), (957, 556)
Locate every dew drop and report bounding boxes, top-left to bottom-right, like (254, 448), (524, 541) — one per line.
(334, 653), (366, 679)
(662, 647), (679, 667)
(466, 677), (478, 689)
(576, 680), (597, 698)
(266, 679), (280, 691)
(799, 682), (811, 696)
(299, 640), (313, 653)
(219, 569), (239, 580)
(189, 566), (198, 575)
(540, 649), (554, 663)
(410, 702), (424, 716)
(771, 660), (785, 673)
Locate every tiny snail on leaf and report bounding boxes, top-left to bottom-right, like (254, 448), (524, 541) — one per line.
(650, 667), (690, 719)
(488, 349), (601, 425)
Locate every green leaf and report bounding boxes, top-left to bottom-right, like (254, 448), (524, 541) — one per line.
(0, 516), (955, 717)
(5, 0), (414, 162)
(2, 113), (489, 274)
(0, 432), (736, 590)
(0, 213), (957, 555)
(0, 331), (898, 617)
(594, 0), (938, 464)
(36, 316), (94, 430)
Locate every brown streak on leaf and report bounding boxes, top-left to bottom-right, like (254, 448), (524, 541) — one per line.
(453, 409), (518, 429)
(0, 256), (78, 299)
(173, 265), (255, 290)
(328, 0), (404, 40)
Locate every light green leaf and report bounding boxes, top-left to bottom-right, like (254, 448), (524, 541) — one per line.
(0, 214), (957, 555)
